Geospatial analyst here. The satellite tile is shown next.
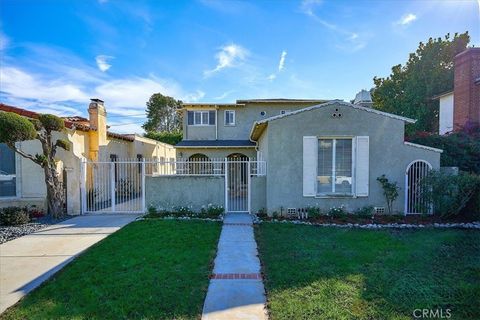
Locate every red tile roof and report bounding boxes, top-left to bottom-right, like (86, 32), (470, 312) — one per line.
(0, 103), (134, 142)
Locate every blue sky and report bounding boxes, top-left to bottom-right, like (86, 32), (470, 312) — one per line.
(0, 0), (478, 133)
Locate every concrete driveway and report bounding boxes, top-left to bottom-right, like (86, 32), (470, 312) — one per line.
(0, 214), (139, 314)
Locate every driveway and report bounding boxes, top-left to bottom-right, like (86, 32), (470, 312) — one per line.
(0, 214), (138, 314)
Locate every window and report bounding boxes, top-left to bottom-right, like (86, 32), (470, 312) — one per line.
(260, 111), (267, 116)
(225, 110), (235, 126)
(187, 110), (215, 126)
(317, 138), (353, 195)
(280, 110), (290, 115)
(0, 143), (16, 197)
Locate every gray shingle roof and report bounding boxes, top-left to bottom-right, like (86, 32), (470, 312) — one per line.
(175, 140), (256, 148)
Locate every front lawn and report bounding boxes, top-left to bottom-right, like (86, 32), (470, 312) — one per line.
(256, 224), (480, 320)
(1, 220), (221, 320)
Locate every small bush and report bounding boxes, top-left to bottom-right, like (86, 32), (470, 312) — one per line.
(328, 206), (347, 217)
(200, 204), (224, 218)
(28, 206), (45, 219)
(354, 206), (374, 218)
(377, 175), (400, 214)
(0, 207), (30, 226)
(421, 171), (480, 217)
(257, 208), (267, 218)
(306, 206), (322, 218)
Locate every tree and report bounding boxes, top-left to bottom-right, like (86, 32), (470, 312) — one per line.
(372, 32), (470, 135)
(143, 93), (183, 132)
(377, 175), (400, 214)
(0, 112), (71, 218)
(144, 131), (183, 145)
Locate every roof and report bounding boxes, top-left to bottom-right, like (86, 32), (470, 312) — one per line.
(432, 90), (454, 100)
(249, 100), (417, 140)
(175, 140), (256, 148)
(236, 98), (328, 104)
(353, 90), (372, 104)
(182, 98), (328, 109)
(404, 142), (443, 153)
(0, 103), (134, 142)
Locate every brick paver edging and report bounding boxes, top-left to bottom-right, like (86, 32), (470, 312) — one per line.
(210, 273), (262, 280)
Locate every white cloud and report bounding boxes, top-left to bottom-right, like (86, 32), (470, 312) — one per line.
(267, 74), (276, 81)
(278, 50), (287, 71)
(95, 55), (114, 72)
(214, 90), (235, 100)
(204, 44), (249, 77)
(0, 67), (89, 102)
(397, 13), (417, 26)
(183, 90), (206, 102)
(300, 0), (323, 16)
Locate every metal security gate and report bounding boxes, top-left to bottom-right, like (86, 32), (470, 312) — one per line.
(80, 160), (145, 214)
(405, 160), (432, 214)
(225, 159), (250, 212)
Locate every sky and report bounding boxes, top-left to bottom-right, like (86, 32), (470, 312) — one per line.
(0, 0), (479, 134)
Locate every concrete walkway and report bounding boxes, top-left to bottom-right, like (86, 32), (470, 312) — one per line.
(0, 214), (138, 314)
(202, 213), (267, 320)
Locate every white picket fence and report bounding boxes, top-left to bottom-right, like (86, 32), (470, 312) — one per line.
(80, 158), (266, 214)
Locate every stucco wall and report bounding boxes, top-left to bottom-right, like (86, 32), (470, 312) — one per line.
(146, 176), (225, 212)
(251, 176), (266, 213)
(261, 102), (441, 215)
(176, 148), (257, 159)
(183, 102), (319, 141)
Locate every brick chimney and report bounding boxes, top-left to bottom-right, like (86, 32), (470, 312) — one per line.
(453, 48), (480, 131)
(88, 98), (107, 161)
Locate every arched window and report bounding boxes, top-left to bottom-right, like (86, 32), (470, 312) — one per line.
(405, 160), (432, 214)
(188, 154), (212, 175)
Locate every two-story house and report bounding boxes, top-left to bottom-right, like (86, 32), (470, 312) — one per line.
(171, 98), (442, 215)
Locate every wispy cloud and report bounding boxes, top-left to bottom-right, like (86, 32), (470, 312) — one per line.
(299, 1), (367, 52)
(204, 44), (249, 77)
(214, 90), (235, 100)
(278, 50), (287, 71)
(396, 13), (417, 26)
(95, 55), (114, 72)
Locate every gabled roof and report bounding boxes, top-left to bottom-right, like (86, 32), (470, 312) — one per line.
(176, 140), (255, 148)
(181, 98), (328, 109)
(0, 103), (135, 142)
(249, 100), (416, 140)
(236, 98), (328, 104)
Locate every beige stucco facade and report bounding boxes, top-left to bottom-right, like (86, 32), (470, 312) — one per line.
(0, 100), (175, 214)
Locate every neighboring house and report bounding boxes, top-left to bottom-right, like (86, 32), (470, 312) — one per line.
(153, 98), (442, 215)
(0, 99), (175, 214)
(435, 48), (480, 134)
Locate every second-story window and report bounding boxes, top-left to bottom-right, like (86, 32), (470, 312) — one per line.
(187, 110), (215, 126)
(225, 110), (235, 126)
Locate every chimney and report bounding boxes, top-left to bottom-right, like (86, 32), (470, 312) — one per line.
(353, 89), (373, 108)
(88, 98), (107, 161)
(453, 48), (480, 131)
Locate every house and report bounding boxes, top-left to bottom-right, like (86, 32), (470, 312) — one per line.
(435, 48), (480, 135)
(146, 98), (442, 215)
(0, 99), (175, 214)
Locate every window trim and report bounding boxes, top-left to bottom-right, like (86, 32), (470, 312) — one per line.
(224, 110), (236, 126)
(316, 136), (355, 197)
(188, 110), (215, 126)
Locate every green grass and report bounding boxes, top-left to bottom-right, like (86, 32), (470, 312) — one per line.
(1, 220), (221, 320)
(256, 224), (480, 320)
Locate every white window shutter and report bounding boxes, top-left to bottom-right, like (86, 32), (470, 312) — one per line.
(303, 136), (317, 197)
(355, 136), (369, 197)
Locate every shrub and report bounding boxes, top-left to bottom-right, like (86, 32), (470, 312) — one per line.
(172, 206), (195, 217)
(28, 206), (45, 219)
(328, 206), (347, 217)
(420, 171), (480, 217)
(407, 128), (480, 174)
(257, 208), (267, 218)
(306, 206), (321, 218)
(354, 206), (374, 218)
(144, 131), (183, 146)
(0, 207), (30, 226)
(200, 204), (224, 218)
(377, 175), (400, 214)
